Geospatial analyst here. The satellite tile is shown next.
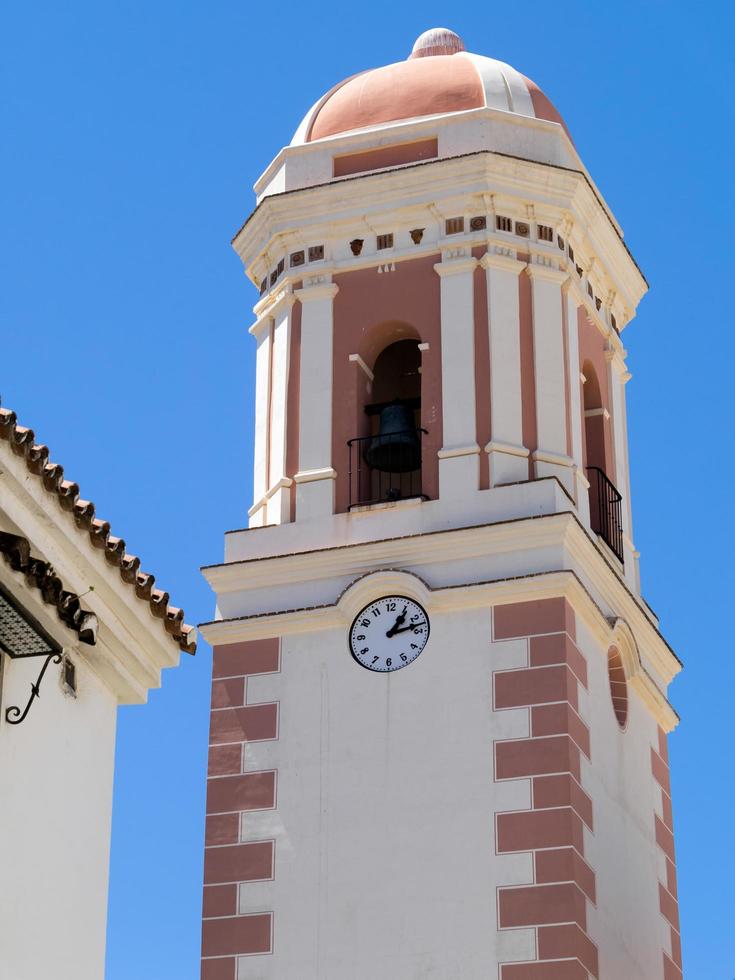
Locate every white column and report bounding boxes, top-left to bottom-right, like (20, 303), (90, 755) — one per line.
(480, 251), (528, 485)
(565, 292), (590, 524)
(527, 262), (574, 495)
(607, 348), (639, 591)
(434, 253), (479, 497)
(294, 280), (339, 521)
(248, 314), (273, 528)
(265, 293), (295, 525)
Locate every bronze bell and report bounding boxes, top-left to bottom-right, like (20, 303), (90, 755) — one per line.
(364, 402), (421, 473)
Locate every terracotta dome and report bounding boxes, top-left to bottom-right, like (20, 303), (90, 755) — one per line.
(292, 29), (569, 145)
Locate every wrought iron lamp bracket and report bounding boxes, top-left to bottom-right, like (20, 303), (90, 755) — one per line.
(4, 649), (63, 726)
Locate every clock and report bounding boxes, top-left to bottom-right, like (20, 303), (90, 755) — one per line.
(349, 595), (430, 672)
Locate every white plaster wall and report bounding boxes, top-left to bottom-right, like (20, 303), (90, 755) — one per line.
(0, 651), (117, 980)
(239, 607), (535, 979)
(575, 618), (668, 979)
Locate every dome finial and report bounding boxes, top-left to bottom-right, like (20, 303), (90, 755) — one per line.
(409, 27), (465, 59)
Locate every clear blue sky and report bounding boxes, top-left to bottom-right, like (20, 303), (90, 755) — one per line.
(2, 1), (732, 976)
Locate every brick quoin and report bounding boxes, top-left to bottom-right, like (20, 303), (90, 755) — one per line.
(492, 599), (598, 978)
(653, 726), (682, 977)
(201, 638), (281, 977)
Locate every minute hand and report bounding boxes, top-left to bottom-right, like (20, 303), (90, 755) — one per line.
(390, 623), (426, 636)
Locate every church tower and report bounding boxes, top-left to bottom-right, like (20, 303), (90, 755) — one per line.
(200, 29), (682, 980)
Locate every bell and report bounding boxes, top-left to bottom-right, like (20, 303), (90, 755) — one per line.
(364, 402), (421, 473)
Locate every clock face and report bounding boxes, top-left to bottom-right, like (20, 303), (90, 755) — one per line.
(349, 596), (430, 672)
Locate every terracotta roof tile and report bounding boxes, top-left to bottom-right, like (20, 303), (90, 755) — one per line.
(0, 406), (196, 655)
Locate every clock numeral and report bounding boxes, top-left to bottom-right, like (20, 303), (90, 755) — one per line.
(411, 643), (418, 650)
(361, 619), (370, 627)
(360, 647), (369, 655)
(411, 614), (420, 622)
(386, 602), (396, 612)
(371, 656), (379, 665)
(386, 658), (392, 667)
(400, 653), (407, 662)
(372, 608), (381, 617)
(356, 634), (365, 641)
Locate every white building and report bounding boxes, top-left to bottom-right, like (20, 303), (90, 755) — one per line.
(0, 404), (196, 980)
(200, 29), (682, 980)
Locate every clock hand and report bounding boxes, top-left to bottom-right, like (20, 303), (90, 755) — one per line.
(385, 606), (408, 638)
(390, 623), (427, 636)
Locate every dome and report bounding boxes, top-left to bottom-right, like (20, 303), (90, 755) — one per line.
(292, 29), (570, 145)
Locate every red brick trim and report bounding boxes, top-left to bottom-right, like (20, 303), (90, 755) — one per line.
(201, 638), (280, 977)
(652, 726), (682, 978)
(492, 598), (598, 979)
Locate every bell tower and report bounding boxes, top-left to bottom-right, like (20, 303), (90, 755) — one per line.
(200, 28), (682, 980)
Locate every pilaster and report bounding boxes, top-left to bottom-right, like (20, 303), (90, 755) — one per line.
(294, 279), (339, 521)
(606, 347), (639, 591)
(434, 251), (479, 497)
(527, 262), (574, 495)
(480, 250), (529, 485)
(565, 290), (590, 524)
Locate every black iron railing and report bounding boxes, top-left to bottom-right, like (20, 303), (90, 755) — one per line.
(347, 428), (427, 509)
(587, 466), (624, 563)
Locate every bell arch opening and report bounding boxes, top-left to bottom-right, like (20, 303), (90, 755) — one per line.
(347, 334), (427, 509)
(582, 360), (624, 562)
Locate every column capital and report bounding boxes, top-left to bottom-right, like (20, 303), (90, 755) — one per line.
(480, 251), (526, 276)
(295, 281), (339, 302)
(434, 257), (478, 277)
(525, 261), (568, 286)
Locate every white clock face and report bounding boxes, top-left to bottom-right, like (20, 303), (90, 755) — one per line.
(349, 596), (430, 672)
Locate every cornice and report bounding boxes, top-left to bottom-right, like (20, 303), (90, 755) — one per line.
(199, 561), (679, 732)
(201, 510), (680, 693)
(234, 151), (647, 316)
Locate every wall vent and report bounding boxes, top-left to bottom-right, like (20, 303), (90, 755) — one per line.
(470, 216), (487, 231)
(515, 221), (530, 238)
(595, 296), (602, 311)
(308, 245), (325, 262)
(538, 224), (554, 242)
(290, 250), (305, 267)
(496, 215), (512, 232)
(445, 217), (464, 235)
(377, 234), (394, 250)
(349, 239), (364, 256)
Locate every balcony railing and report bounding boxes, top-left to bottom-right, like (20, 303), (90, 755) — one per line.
(587, 466), (624, 563)
(347, 428), (427, 509)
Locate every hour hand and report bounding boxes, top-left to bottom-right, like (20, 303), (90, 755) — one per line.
(386, 607), (408, 637)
